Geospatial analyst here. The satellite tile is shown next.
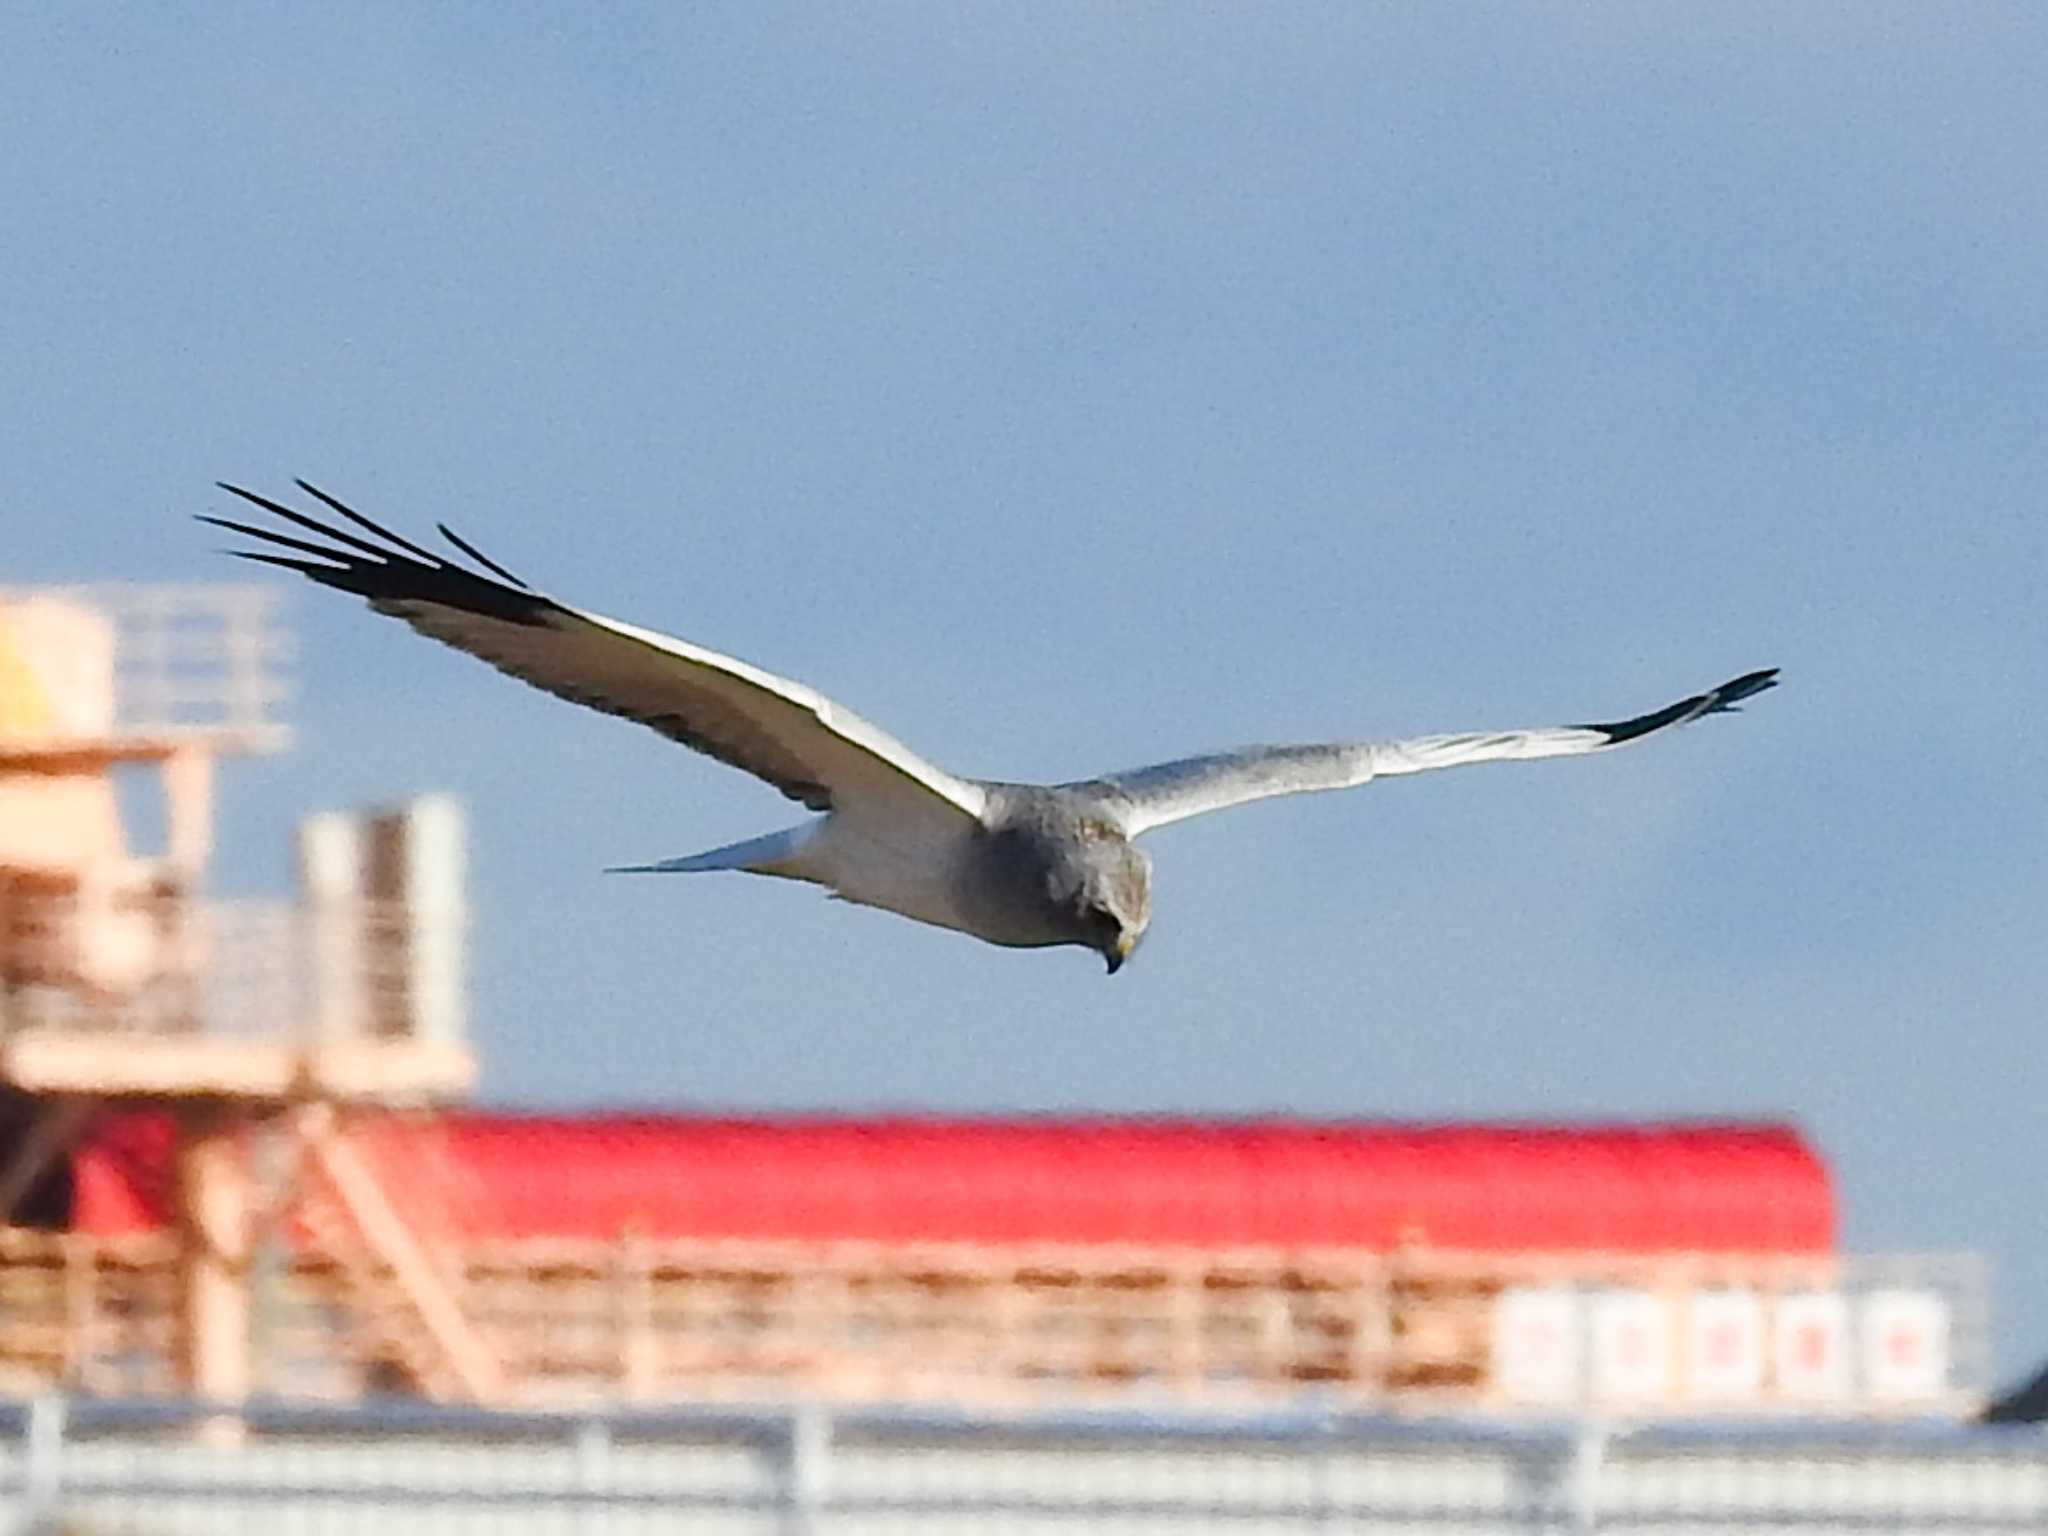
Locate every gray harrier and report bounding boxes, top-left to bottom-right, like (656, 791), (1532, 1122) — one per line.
(205, 482), (1777, 974)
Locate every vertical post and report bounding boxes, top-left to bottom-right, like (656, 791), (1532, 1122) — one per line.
(161, 746), (215, 881)
(176, 1104), (249, 1437)
(573, 1415), (612, 1536)
(1308, 1415), (1342, 1530)
(780, 1404), (830, 1536)
(62, 1233), (93, 1387)
(1511, 1423), (1606, 1533)
(387, 794), (466, 1045)
(615, 1230), (658, 1401)
(22, 1391), (66, 1535)
(158, 749), (213, 1034)
(1564, 1419), (1609, 1534)
(297, 811), (365, 1044)
(247, 1114), (296, 1399)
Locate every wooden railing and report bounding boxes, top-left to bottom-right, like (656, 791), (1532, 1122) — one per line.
(0, 1224), (1980, 1413)
(0, 1227), (180, 1398)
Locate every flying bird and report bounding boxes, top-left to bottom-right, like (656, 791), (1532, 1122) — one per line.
(204, 482), (1778, 974)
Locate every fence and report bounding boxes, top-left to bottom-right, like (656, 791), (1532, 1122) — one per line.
(0, 1226), (1990, 1419)
(0, 896), (460, 1043)
(0, 584), (291, 753)
(1, 1395), (2044, 1533)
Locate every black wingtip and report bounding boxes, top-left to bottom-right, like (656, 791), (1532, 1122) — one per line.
(1705, 667), (1780, 713)
(437, 521), (532, 590)
(293, 479), (447, 564)
(216, 481), (285, 514)
(1586, 667), (1781, 745)
(195, 511), (362, 564)
(200, 481), (554, 626)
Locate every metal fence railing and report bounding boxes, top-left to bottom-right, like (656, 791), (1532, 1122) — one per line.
(0, 1227), (1991, 1422)
(0, 584), (291, 754)
(2, 1394), (2045, 1534)
(0, 896), (461, 1046)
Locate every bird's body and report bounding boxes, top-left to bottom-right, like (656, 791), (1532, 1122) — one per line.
(204, 482), (1776, 974)
(958, 788), (1154, 952)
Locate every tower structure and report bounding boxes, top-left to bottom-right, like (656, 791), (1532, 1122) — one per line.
(0, 584), (473, 1405)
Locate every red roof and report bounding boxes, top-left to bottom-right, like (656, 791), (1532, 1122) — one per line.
(71, 1111), (1833, 1255)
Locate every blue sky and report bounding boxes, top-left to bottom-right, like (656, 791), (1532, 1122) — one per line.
(7, 7), (2047, 1377)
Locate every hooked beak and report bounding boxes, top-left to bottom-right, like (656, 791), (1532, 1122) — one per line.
(1104, 930), (1136, 975)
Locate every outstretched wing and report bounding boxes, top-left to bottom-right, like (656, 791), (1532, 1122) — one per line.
(203, 481), (988, 822)
(1076, 669), (1778, 837)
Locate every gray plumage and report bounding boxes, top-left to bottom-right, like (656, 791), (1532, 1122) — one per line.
(203, 482), (1778, 975)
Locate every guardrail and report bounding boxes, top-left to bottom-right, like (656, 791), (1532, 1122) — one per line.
(0, 1227), (1990, 1420)
(2, 1394), (2044, 1533)
(0, 897), (457, 1044)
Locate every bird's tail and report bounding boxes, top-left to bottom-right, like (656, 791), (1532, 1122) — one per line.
(606, 823), (817, 878)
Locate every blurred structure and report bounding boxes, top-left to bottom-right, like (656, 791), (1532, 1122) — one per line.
(10, 1105), (1987, 1417)
(0, 583), (474, 1412)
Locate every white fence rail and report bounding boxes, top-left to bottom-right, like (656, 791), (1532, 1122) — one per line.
(2, 1396), (2045, 1534)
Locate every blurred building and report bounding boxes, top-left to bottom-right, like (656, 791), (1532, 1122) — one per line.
(0, 582), (1986, 1420)
(29, 1108), (1976, 1415)
(0, 582), (472, 1408)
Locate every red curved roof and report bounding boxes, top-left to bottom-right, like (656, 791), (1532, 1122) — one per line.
(72, 1111), (1833, 1254)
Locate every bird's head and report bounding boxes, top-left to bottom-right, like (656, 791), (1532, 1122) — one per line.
(1063, 823), (1152, 975)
